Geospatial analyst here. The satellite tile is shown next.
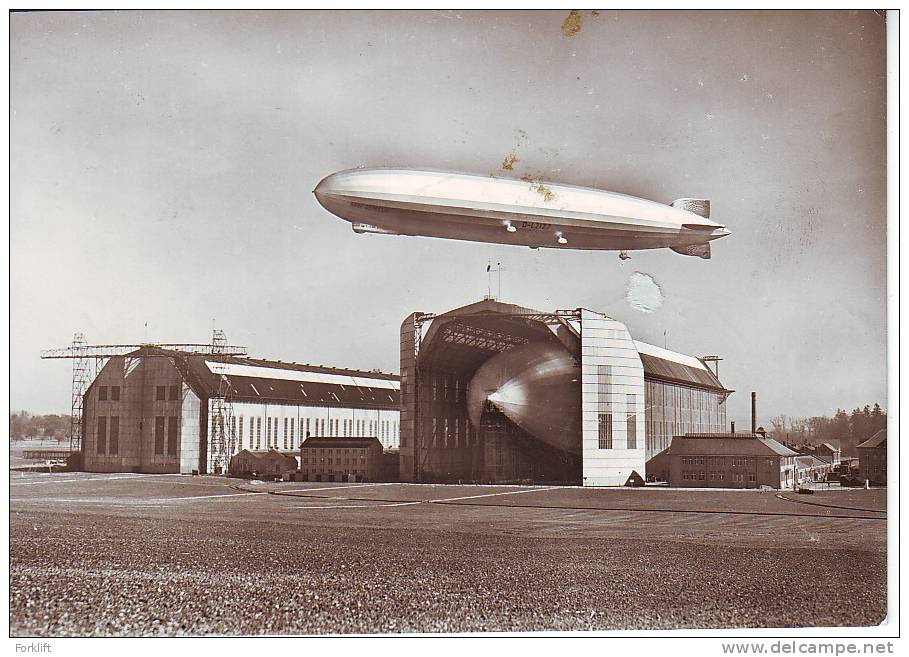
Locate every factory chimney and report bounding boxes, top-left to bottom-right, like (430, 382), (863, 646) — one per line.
(751, 392), (757, 436)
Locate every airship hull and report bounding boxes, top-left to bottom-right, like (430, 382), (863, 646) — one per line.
(467, 341), (581, 456)
(314, 168), (730, 255)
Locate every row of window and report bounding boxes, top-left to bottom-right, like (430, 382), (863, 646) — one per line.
(101, 384), (180, 402)
(681, 471), (756, 482)
(430, 377), (466, 402)
(597, 410), (637, 450)
(308, 447), (368, 455)
(680, 456), (772, 467)
(154, 416), (179, 456)
(301, 457), (368, 465)
(156, 385), (181, 401)
(303, 468), (365, 475)
(221, 414), (398, 452)
(645, 379), (727, 455)
(96, 416), (120, 455)
(97, 386), (121, 401)
(596, 370), (638, 451)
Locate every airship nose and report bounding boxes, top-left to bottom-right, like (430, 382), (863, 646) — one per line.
(313, 174), (335, 201)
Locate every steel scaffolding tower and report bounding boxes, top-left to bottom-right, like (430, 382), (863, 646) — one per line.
(207, 329), (237, 475)
(69, 333), (90, 452)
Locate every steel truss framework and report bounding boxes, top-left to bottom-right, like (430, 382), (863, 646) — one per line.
(41, 335), (248, 458)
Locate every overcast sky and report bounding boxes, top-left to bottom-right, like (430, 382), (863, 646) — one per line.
(10, 10), (888, 428)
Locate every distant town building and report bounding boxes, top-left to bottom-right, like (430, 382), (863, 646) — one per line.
(813, 442), (841, 466)
(794, 454), (833, 486)
(856, 429), (886, 485)
(229, 449), (298, 479)
(298, 436), (384, 482)
(666, 433), (798, 489)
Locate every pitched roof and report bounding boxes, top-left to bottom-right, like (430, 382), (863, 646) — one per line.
(667, 433), (798, 457)
(796, 455), (830, 469)
(857, 429), (886, 449)
(232, 449), (297, 462)
(129, 346), (400, 409)
(301, 436), (383, 450)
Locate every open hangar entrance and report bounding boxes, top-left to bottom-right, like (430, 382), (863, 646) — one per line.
(398, 300), (649, 486)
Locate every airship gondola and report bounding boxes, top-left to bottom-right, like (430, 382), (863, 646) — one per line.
(313, 168), (730, 259)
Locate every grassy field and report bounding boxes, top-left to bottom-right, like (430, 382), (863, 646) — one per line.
(9, 473), (887, 635)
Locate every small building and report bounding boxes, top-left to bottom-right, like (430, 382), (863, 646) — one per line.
(298, 436), (384, 482)
(857, 429), (887, 485)
(229, 449), (298, 479)
(666, 433), (798, 489)
(794, 454), (832, 486)
(814, 442), (841, 467)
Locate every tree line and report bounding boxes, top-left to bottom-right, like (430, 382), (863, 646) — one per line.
(9, 411), (72, 441)
(768, 403), (886, 455)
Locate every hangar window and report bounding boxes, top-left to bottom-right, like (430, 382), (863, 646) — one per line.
(109, 416), (119, 455)
(167, 416), (178, 456)
(156, 386), (166, 401)
(239, 416), (244, 450)
(284, 418), (289, 449)
(97, 416), (107, 454)
(99, 386), (108, 401)
(598, 413), (612, 449)
(626, 394), (637, 450)
(155, 416), (165, 455)
(110, 386), (120, 401)
(169, 385), (179, 401)
(256, 417), (262, 449)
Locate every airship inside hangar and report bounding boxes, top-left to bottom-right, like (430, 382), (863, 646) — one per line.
(314, 167), (730, 259)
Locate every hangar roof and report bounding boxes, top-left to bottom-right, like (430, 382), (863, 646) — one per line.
(667, 434), (798, 457)
(415, 300), (730, 392)
(634, 341), (728, 392)
(127, 347), (400, 409)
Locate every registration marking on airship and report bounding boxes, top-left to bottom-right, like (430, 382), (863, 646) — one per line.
(313, 168), (730, 259)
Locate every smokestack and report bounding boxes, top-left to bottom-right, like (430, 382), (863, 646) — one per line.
(751, 392), (757, 435)
(731, 420), (735, 433)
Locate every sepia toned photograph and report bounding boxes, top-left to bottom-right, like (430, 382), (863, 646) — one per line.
(8, 8), (894, 642)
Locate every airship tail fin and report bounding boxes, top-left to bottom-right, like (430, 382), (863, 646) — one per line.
(672, 198), (711, 218)
(671, 243), (711, 259)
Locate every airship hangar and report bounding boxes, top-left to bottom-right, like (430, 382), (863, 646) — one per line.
(45, 299), (729, 487)
(399, 299), (732, 486)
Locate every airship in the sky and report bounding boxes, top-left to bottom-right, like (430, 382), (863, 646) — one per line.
(313, 168), (730, 259)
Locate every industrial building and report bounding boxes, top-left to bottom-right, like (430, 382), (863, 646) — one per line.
(297, 436), (385, 482)
(666, 433), (799, 489)
(81, 346), (400, 475)
(399, 299), (731, 486)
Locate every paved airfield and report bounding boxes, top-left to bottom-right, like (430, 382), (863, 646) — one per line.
(10, 473), (887, 635)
